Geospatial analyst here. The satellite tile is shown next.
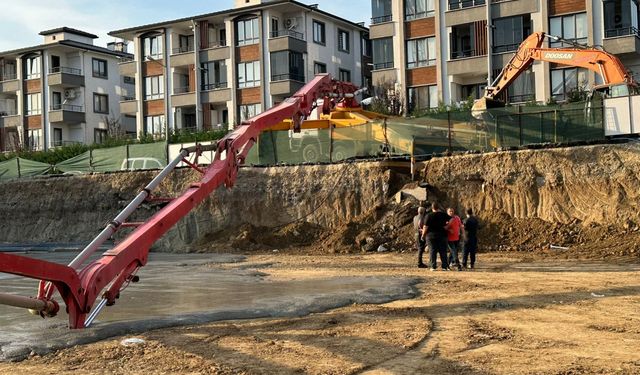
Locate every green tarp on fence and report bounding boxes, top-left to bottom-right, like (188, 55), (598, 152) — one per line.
(56, 142), (167, 173)
(0, 158), (51, 181)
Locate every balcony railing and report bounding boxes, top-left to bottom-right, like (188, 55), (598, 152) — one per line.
(206, 40), (227, 49)
(371, 14), (393, 24)
(119, 56), (135, 63)
(508, 94), (535, 103)
(605, 27), (640, 38)
(26, 109), (42, 115)
(121, 95), (136, 101)
(173, 86), (193, 94)
(269, 29), (305, 40)
(49, 66), (82, 75)
(202, 82), (228, 91)
(172, 45), (195, 55)
(50, 103), (84, 112)
(493, 43), (521, 54)
(405, 11), (435, 20)
(0, 109), (17, 116)
(0, 73), (17, 82)
(448, 0), (485, 10)
(271, 73), (305, 82)
(52, 140), (82, 148)
(373, 62), (394, 70)
(450, 49), (482, 59)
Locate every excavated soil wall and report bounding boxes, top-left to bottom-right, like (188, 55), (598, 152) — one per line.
(1, 144), (638, 254)
(0, 163), (394, 252)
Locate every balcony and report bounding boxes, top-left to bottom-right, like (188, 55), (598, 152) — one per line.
(270, 76), (305, 96)
(372, 62), (394, 70)
(200, 44), (230, 63)
(370, 22), (395, 39)
(48, 67), (84, 87)
(445, 0), (486, 26)
(603, 27), (640, 55)
(120, 96), (137, 114)
(201, 82), (231, 103)
(170, 46), (195, 67)
(49, 104), (85, 124)
(119, 58), (136, 76)
(0, 111), (21, 128)
(171, 87), (196, 107)
(268, 32), (307, 53)
(447, 51), (487, 76)
(0, 73), (19, 93)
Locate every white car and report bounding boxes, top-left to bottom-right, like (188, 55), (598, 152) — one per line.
(120, 157), (164, 171)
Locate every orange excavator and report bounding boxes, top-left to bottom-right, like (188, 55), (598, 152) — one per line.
(472, 31), (639, 114)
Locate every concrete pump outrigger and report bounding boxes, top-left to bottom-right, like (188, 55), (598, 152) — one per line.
(472, 31), (639, 114)
(0, 74), (360, 329)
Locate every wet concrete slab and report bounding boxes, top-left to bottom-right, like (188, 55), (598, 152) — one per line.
(0, 253), (419, 362)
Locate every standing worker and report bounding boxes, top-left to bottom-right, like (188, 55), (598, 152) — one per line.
(446, 207), (463, 271)
(414, 207), (428, 268)
(462, 208), (480, 269)
(423, 202), (451, 271)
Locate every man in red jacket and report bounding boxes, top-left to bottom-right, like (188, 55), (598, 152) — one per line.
(447, 207), (463, 271)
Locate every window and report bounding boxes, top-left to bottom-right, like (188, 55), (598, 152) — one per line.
(314, 62), (327, 74)
(144, 75), (164, 100)
(338, 29), (350, 53)
(28, 129), (41, 150)
(271, 51), (305, 81)
(124, 76), (135, 84)
(313, 20), (326, 44)
(25, 55), (41, 79)
(237, 61), (261, 88)
(52, 91), (62, 110)
(201, 60), (228, 90)
(237, 18), (260, 46)
(271, 17), (279, 36)
(373, 38), (394, 69)
(407, 37), (436, 68)
(408, 85), (438, 113)
(604, 0), (640, 37)
(551, 67), (588, 101)
(93, 93), (109, 114)
(239, 103), (262, 122)
(94, 129), (108, 144)
(92, 58), (108, 79)
(177, 35), (194, 53)
(145, 115), (165, 135)
(26, 93), (41, 115)
(143, 34), (163, 59)
(451, 23), (480, 59)
(405, 0), (435, 20)
(500, 68), (535, 103)
(493, 15), (531, 53)
(362, 35), (372, 57)
(339, 69), (351, 82)
(53, 128), (63, 147)
(372, 0), (393, 24)
(550, 13), (588, 47)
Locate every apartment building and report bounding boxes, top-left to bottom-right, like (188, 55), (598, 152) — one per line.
(108, 0), (371, 136)
(0, 27), (134, 151)
(370, 0), (640, 114)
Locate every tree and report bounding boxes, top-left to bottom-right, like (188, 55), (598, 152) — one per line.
(370, 79), (405, 116)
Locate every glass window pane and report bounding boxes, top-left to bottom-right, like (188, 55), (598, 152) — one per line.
(550, 17), (562, 37)
(551, 70), (564, 95)
(407, 40), (416, 65)
(427, 37), (436, 62)
(563, 15), (576, 39)
(429, 85), (438, 108)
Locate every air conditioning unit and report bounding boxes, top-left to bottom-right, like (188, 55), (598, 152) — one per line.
(285, 18), (298, 29)
(64, 89), (77, 100)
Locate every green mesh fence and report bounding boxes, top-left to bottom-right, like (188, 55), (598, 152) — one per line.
(0, 158), (51, 181)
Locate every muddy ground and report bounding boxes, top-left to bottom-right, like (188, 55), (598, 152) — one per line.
(1, 250), (638, 375)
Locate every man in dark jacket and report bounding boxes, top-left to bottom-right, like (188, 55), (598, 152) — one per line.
(422, 202), (451, 271)
(413, 206), (428, 268)
(462, 208), (480, 269)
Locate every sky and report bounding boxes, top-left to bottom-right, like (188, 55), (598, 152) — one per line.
(0, 0), (372, 51)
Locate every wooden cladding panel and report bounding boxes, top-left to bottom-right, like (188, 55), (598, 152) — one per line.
(27, 115), (41, 129)
(238, 87), (261, 105)
(142, 61), (164, 76)
(474, 20), (487, 56)
(549, 0), (586, 15)
(144, 99), (165, 116)
(189, 64), (196, 92)
(25, 79), (41, 94)
(407, 66), (437, 86)
(199, 20), (209, 49)
(405, 18), (436, 39)
(203, 104), (212, 130)
(237, 45), (260, 62)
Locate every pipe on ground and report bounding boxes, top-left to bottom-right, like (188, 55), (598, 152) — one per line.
(0, 292), (58, 317)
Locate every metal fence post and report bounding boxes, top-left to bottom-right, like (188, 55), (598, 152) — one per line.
(554, 110), (558, 142)
(540, 112), (544, 143)
(125, 144), (131, 171)
(329, 124), (334, 163)
(89, 149), (94, 172)
(16, 157), (21, 178)
(495, 117), (500, 149)
(410, 136), (415, 181)
(518, 105), (523, 146)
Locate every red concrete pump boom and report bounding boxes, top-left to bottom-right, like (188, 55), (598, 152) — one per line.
(0, 74), (359, 329)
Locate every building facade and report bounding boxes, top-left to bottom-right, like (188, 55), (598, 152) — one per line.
(0, 27), (134, 151)
(109, 0), (371, 137)
(370, 0), (640, 114)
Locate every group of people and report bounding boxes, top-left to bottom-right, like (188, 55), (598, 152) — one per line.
(413, 202), (479, 271)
